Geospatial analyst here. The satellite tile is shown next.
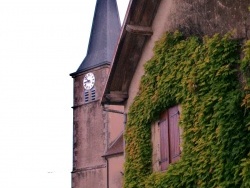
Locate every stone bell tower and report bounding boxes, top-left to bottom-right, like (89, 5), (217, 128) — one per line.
(70, 0), (120, 187)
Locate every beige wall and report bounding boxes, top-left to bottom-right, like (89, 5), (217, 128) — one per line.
(108, 155), (125, 188)
(107, 105), (124, 145)
(104, 105), (125, 188)
(106, 105), (124, 188)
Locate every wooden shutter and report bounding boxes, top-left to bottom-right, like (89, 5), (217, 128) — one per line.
(159, 118), (169, 171)
(168, 105), (181, 163)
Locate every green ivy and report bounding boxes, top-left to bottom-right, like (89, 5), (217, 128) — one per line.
(124, 32), (250, 187)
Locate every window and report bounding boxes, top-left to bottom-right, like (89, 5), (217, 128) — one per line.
(159, 105), (181, 171)
(84, 87), (96, 103)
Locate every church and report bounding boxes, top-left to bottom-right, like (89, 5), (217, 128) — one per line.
(71, 0), (250, 187)
(70, 0), (124, 187)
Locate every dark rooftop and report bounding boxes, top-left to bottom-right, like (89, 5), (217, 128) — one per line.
(70, 0), (121, 77)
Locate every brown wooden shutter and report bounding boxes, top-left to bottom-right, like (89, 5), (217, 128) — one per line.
(168, 105), (181, 163)
(159, 118), (169, 171)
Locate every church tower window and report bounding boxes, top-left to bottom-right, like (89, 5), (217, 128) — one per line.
(84, 87), (96, 103)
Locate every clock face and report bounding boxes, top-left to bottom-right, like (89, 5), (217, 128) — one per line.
(83, 72), (95, 90)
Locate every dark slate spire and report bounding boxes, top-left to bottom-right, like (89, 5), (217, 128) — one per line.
(70, 0), (121, 76)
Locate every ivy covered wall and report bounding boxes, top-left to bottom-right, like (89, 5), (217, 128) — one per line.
(124, 32), (250, 187)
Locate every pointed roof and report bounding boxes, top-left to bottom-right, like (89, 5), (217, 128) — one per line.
(70, 0), (121, 77)
(102, 133), (124, 158)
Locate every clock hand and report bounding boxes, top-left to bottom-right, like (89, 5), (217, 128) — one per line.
(84, 79), (90, 83)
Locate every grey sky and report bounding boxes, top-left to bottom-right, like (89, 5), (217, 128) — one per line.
(0, 0), (129, 187)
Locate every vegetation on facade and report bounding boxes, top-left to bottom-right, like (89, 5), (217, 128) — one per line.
(124, 31), (250, 187)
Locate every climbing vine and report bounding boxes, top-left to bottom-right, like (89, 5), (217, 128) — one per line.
(124, 32), (250, 187)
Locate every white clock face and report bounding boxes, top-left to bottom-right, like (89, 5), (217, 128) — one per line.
(83, 72), (95, 90)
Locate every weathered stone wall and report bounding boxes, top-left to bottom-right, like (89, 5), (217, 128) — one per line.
(72, 168), (106, 188)
(169, 0), (250, 39)
(72, 66), (109, 188)
(126, 0), (250, 115)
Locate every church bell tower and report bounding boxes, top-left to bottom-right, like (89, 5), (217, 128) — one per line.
(70, 0), (120, 187)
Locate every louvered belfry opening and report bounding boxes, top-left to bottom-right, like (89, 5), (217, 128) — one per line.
(84, 87), (97, 103)
(84, 90), (89, 103)
(91, 87), (96, 101)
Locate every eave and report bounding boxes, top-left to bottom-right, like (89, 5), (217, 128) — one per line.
(102, 0), (162, 105)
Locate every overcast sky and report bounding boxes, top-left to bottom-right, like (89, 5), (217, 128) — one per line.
(0, 0), (129, 187)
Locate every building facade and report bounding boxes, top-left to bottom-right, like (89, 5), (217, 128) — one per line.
(102, 0), (250, 187)
(70, 0), (250, 187)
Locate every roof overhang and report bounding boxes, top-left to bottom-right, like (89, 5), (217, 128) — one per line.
(101, 0), (162, 105)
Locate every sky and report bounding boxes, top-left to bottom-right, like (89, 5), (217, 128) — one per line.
(0, 0), (129, 187)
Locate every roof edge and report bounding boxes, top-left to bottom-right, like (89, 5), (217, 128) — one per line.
(70, 61), (111, 77)
(102, 151), (124, 158)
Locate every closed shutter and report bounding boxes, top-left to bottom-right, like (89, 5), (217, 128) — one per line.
(168, 105), (181, 163)
(159, 118), (169, 171)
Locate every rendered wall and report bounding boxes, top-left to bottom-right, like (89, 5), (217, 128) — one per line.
(107, 105), (124, 144)
(108, 155), (125, 188)
(106, 105), (124, 188)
